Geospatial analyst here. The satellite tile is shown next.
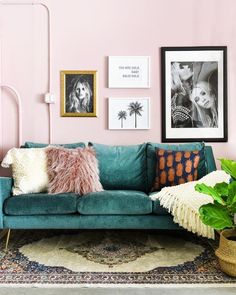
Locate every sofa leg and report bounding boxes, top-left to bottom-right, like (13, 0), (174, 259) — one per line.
(5, 229), (11, 252)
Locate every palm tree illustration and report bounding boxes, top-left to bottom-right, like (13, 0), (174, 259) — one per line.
(128, 101), (143, 128)
(117, 110), (127, 128)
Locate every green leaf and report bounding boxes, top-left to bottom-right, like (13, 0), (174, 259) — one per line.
(199, 204), (233, 230)
(225, 181), (236, 208)
(195, 183), (226, 205)
(230, 202), (236, 213)
(219, 158), (236, 179)
(214, 182), (229, 197)
(213, 200), (227, 210)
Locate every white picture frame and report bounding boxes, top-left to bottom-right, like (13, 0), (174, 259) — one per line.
(108, 56), (150, 88)
(108, 97), (150, 130)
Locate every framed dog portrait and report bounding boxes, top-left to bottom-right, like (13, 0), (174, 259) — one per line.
(60, 70), (97, 117)
(161, 46), (227, 142)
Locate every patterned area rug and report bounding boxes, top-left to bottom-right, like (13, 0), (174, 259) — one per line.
(0, 229), (236, 285)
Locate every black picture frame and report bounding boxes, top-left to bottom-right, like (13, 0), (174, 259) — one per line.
(161, 46), (227, 142)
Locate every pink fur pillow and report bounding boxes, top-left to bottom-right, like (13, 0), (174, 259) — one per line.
(46, 146), (103, 195)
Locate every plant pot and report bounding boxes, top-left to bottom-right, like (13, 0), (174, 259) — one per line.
(215, 228), (236, 277)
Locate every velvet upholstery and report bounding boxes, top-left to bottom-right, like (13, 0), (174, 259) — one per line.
(146, 142), (210, 191)
(148, 192), (169, 215)
(204, 146), (217, 172)
(4, 193), (79, 215)
(152, 200), (169, 215)
(0, 142), (216, 231)
(0, 177), (13, 228)
(78, 190), (152, 215)
(90, 143), (147, 191)
(3, 214), (180, 229)
(24, 142), (85, 148)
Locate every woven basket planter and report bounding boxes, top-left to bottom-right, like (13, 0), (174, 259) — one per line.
(215, 229), (236, 277)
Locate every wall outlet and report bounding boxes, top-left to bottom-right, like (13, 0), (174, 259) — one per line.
(44, 93), (55, 104)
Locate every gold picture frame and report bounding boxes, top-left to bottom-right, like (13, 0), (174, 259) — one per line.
(60, 70), (97, 117)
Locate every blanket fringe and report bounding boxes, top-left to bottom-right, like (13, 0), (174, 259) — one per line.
(151, 171), (231, 239)
(158, 191), (215, 239)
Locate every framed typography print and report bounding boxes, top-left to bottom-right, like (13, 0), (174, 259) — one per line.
(108, 56), (150, 88)
(161, 46), (227, 142)
(108, 97), (150, 129)
(60, 70), (97, 117)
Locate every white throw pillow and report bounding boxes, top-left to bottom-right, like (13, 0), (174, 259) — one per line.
(1, 148), (48, 195)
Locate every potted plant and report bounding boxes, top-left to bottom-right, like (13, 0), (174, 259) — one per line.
(195, 159), (236, 277)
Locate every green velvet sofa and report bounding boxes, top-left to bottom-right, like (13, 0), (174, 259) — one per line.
(0, 142), (216, 233)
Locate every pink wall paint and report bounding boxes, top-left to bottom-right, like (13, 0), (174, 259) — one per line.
(0, 0), (236, 175)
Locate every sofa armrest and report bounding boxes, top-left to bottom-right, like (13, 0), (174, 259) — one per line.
(0, 177), (13, 228)
(205, 146), (217, 173)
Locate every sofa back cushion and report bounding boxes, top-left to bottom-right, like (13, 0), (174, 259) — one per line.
(204, 146), (217, 173)
(146, 142), (210, 191)
(24, 142), (85, 148)
(90, 143), (147, 191)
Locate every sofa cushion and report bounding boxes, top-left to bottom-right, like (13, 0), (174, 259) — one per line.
(4, 193), (78, 215)
(90, 143), (147, 191)
(24, 142), (85, 148)
(146, 142), (206, 191)
(77, 190), (152, 215)
(148, 192), (170, 215)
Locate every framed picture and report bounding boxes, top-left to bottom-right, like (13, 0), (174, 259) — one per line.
(60, 70), (97, 117)
(161, 46), (227, 142)
(108, 56), (150, 88)
(108, 97), (150, 129)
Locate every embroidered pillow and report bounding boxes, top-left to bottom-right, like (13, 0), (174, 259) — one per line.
(46, 146), (103, 195)
(152, 148), (201, 191)
(1, 148), (48, 195)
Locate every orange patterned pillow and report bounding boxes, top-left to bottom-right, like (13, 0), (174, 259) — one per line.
(152, 148), (202, 191)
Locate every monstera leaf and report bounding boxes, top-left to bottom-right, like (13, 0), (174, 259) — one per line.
(199, 203), (234, 230)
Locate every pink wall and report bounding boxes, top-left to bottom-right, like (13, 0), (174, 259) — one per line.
(0, 0), (236, 174)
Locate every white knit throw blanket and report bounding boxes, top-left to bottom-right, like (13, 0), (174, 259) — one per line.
(150, 170), (231, 239)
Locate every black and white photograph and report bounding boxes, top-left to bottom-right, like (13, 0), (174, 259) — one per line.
(161, 47), (227, 142)
(108, 97), (150, 129)
(60, 70), (97, 117)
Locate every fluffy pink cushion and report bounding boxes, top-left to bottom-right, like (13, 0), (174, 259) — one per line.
(46, 146), (103, 195)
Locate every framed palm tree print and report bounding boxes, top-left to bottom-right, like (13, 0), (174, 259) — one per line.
(108, 98), (150, 129)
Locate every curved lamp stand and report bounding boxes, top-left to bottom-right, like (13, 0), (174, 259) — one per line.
(0, 84), (22, 147)
(1, 1), (54, 144)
